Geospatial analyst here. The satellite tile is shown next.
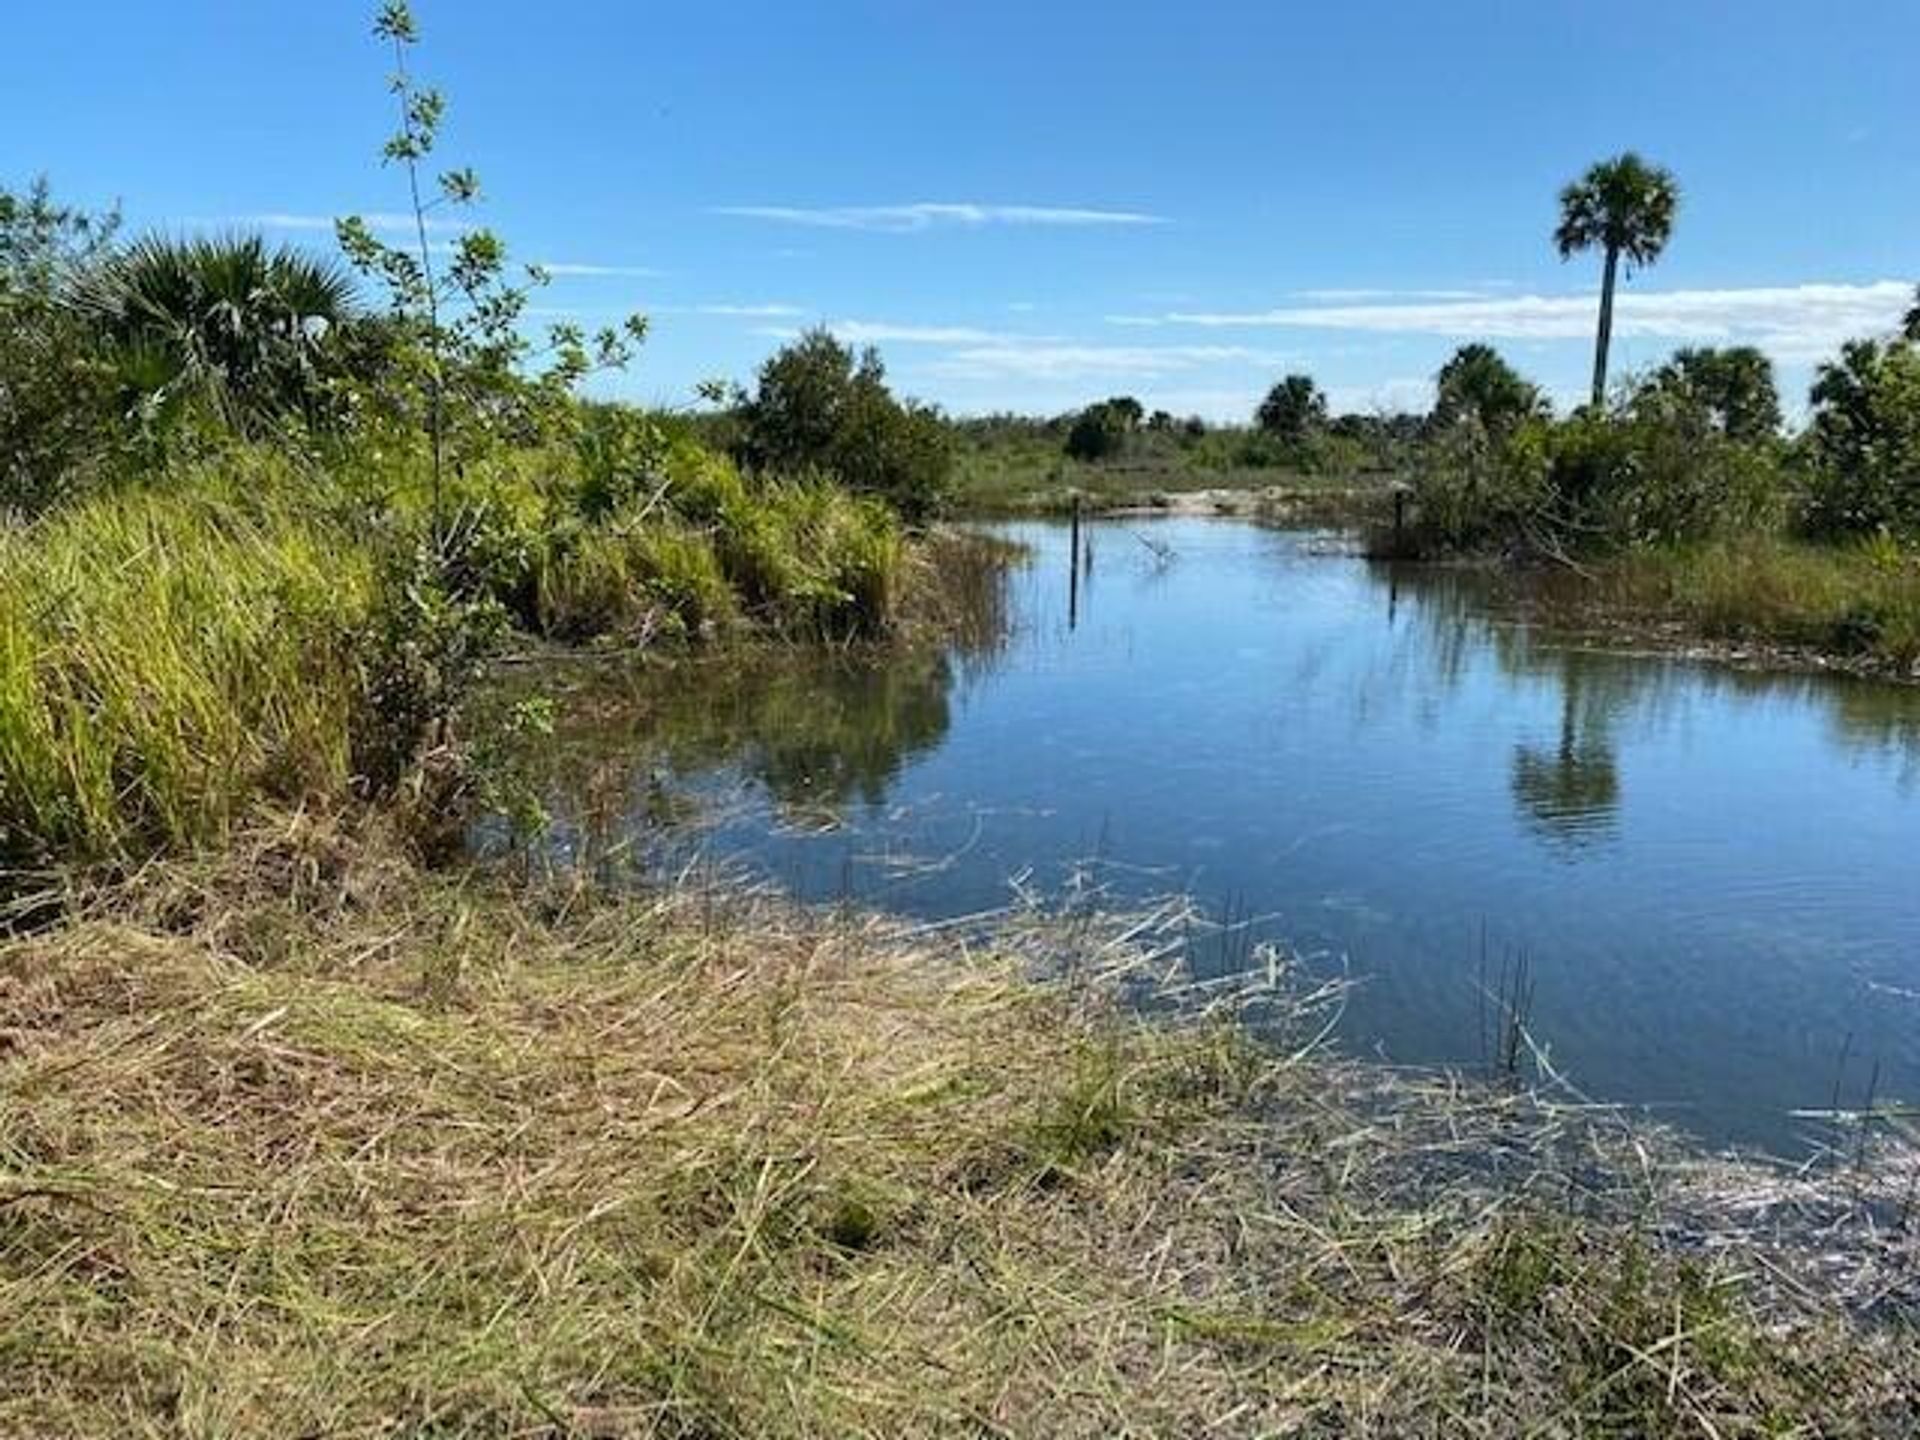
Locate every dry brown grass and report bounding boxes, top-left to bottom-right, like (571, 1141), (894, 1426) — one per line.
(2, 814), (1916, 1436)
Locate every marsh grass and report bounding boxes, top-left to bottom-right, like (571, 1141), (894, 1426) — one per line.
(0, 478), (372, 866)
(1, 439), (993, 873)
(2, 814), (1915, 1435)
(1592, 534), (1920, 675)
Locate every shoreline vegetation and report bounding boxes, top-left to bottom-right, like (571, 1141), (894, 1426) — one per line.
(6, 6), (1920, 1431)
(5, 817), (1918, 1435)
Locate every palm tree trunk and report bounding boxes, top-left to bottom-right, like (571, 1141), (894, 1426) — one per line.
(1590, 246), (1619, 409)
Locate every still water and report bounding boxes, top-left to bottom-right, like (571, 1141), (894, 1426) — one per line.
(524, 518), (1920, 1152)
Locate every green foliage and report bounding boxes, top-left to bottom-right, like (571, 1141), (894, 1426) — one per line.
(1064, 399), (1135, 461)
(336, 1), (644, 522)
(1397, 417), (1554, 554)
(0, 179), (126, 512)
(1432, 344), (1547, 434)
(1904, 284), (1919, 343)
(1802, 338), (1920, 538)
(351, 520), (515, 794)
(573, 400), (670, 520)
(1633, 345), (1781, 442)
(71, 233), (363, 437)
(1402, 407), (1787, 555)
(1603, 535), (1920, 671)
(1550, 408), (1786, 546)
(0, 176), (118, 296)
(1255, 373), (1328, 442)
(739, 328), (954, 521)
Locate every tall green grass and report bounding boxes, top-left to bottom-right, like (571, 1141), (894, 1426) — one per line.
(535, 437), (904, 641)
(0, 433), (943, 869)
(1600, 534), (1920, 671)
(0, 477), (372, 864)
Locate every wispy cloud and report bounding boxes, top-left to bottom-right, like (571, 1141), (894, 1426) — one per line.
(714, 202), (1167, 232)
(1289, 287), (1495, 303)
(923, 342), (1298, 383)
(1138, 281), (1913, 362)
(221, 211), (465, 234)
(692, 302), (806, 318)
(536, 261), (665, 278)
(830, 321), (1033, 345)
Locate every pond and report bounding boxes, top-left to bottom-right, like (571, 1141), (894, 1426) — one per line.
(514, 518), (1920, 1153)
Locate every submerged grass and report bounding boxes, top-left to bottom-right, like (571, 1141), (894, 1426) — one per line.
(2, 815), (1915, 1436)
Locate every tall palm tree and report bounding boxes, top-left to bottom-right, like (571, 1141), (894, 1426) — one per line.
(1554, 153), (1680, 409)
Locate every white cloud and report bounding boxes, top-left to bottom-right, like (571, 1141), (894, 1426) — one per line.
(1290, 287), (1494, 302)
(714, 202), (1167, 232)
(829, 321), (1031, 345)
(923, 342), (1299, 383)
(1150, 281), (1913, 363)
(693, 302), (806, 317)
(224, 211), (465, 234)
(537, 261), (666, 278)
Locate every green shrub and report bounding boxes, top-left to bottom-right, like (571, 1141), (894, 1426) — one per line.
(740, 328), (954, 521)
(1801, 339), (1920, 538)
(1400, 409), (1788, 556)
(1063, 400), (1137, 462)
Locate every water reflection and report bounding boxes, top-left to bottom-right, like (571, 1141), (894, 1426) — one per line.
(501, 519), (1920, 1151)
(1510, 678), (1623, 851)
(1374, 559), (1920, 843)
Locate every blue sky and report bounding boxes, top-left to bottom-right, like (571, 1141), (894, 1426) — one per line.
(5, 1), (1916, 421)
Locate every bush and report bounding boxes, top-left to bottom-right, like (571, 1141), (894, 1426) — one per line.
(1255, 374), (1327, 442)
(740, 328), (954, 521)
(1399, 408), (1787, 556)
(1801, 339), (1920, 538)
(71, 233), (363, 439)
(0, 179), (124, 514)
(1064, 402), (1132, 461)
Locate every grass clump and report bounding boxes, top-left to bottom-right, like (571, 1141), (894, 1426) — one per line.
(1, 817), (1915, 1436)
(1599, 533), (1920, 674)
(0, 478), (372, 865)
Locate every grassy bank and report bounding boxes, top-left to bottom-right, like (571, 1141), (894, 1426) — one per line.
(1590, 535), (1920, 677)
(1406, 536), (1920, 682)
(951, 423), (1398, 519)
(3, 816), (1915, 1435)
(0, 435), (991, 872)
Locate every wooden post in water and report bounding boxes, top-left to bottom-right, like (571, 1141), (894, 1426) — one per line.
(1068, 494), (1081, 630)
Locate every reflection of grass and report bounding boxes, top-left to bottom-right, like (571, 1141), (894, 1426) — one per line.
(488, 527), (1023, 860)
(6, 817), (1915, 1434)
